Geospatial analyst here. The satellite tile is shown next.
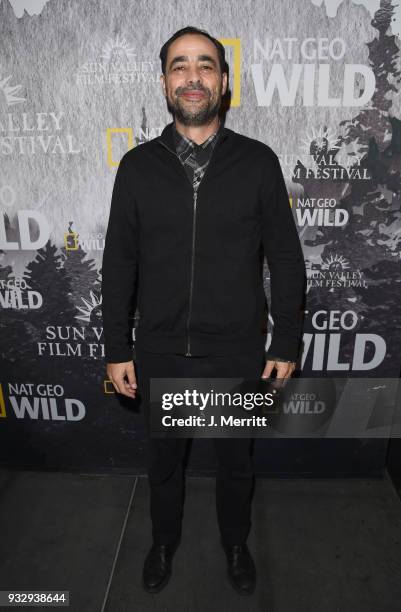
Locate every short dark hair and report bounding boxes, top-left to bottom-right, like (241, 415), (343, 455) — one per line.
(159, 26), (227, 75)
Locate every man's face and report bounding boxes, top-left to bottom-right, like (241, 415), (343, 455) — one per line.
(160, 34), (228, 127)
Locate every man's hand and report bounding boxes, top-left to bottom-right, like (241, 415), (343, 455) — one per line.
(261, 359), (296, 388)
(106, 360), (137, 399)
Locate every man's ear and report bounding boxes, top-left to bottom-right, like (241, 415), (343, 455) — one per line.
(222, 72), (228, 96)
(160, 73), (166, 97)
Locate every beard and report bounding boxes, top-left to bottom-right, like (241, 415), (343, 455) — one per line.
(166, 84), (222, 127)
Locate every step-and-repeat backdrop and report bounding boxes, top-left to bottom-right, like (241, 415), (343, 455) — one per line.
(0, 0), (400, 471)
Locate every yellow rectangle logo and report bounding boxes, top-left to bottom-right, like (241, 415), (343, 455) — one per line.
(219, 38), (241, 107)
(106, 128), (134, 168)
(104, 380), (115, 394)
(0, 383), (7, 417)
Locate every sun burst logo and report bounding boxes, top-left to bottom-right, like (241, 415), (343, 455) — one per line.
(100, 35), (136, 62)
(321, 253), (350, 271)
(0, 66), (25, 107)
(75, 290), (102, 323)
(301, 126), (340, 156)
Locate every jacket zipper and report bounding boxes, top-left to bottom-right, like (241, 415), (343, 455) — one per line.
(158, 135), (223, 356)
(158, 140), (197, 356)
(186, 186), (198, 356)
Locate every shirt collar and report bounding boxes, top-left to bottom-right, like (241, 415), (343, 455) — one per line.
(172, 122), (222, 155)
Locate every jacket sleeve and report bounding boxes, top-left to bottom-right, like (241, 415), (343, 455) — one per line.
(260, 153), (306, 362)
(101, 153), (138, 363)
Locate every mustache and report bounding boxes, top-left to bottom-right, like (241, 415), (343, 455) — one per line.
(175, 85), (210, 95)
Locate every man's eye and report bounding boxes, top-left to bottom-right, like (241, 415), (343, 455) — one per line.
(201, 65), (212, 70)
(174, 66), (185, 71)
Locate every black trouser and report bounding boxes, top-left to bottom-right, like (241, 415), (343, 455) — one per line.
(135, 346), (266, 547)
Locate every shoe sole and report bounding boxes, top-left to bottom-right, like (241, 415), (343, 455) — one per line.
(227, 570), (256, 596)
(141, 539), (180, 594)
(228, 576), (256, 596)
(142, 568), (172, 594)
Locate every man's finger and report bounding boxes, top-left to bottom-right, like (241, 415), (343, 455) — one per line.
(261, 360), (275, 379)
(114, 374), (135, 398)
(275, 363), (290, 387)
(111, 381), (119, 394)
(275, 362), (295, 385)
(126, 364), (137, 390)
(111, 379), (122, 394)
(123, 379), (137, 398)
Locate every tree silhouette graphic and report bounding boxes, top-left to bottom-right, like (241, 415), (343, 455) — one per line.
(60, 222), (100, 322)
(340, 0), (401, 154)
(292, 0), (401, 375)
(0, 250), (12, 282)
(0, 249), (27, 364)
(23, 240), (76, 335)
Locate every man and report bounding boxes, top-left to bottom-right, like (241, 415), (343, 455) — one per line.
(101, 26), (306, 595)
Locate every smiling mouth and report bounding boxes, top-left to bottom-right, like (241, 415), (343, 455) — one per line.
(180, 91), (207, 100)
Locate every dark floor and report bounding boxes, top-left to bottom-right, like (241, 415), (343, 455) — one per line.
(0, 469), (401, 612)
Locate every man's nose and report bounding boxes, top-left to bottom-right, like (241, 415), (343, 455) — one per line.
(185, 65), (202, 85)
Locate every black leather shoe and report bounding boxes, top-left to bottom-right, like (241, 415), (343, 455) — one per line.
(223, 543), (256, 595)
(142, 541), (178, 593)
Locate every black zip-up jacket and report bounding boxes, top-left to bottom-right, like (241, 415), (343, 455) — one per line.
(101, 122), (306, 363)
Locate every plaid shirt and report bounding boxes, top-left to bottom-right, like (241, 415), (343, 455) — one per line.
(172, 123), (294, 364)
(172, 123), (221, 191)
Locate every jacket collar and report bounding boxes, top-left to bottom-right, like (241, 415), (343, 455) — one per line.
(157, 120), (231, 153)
